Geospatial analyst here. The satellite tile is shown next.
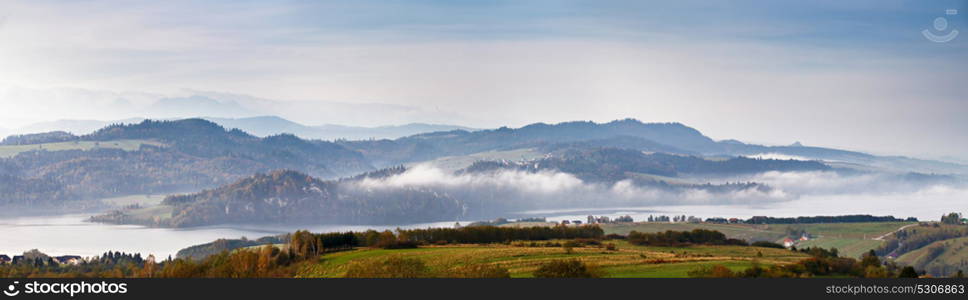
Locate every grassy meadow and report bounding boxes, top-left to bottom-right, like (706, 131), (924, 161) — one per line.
(601, 221), (914, 258)
(296, 240), (808, 278)
(0, 139), (164, 158)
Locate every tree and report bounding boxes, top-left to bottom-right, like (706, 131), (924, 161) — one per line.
(289, 230), (321, 258)
(941, 213), (963, 225)
(257, 245), (274, 276)
(861, 250), (881, 269)
(898, 266), (919, 278)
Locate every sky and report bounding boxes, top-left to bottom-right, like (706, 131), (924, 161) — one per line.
(0, 0), (966, 161)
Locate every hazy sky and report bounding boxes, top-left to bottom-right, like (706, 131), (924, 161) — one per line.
(0, 0), (966, 160)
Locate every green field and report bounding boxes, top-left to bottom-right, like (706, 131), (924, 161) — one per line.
(602, 222), (914, 258)
(100, 194), (168, 207)
(0, 139), (164, 158)
(296, 240), (807, 278)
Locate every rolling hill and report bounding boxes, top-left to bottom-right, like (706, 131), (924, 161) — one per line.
(4, 116), (476, 142)
(338, 119), (968, 174)
(0, 119), (373, 208)
(91, 170), (462, 227)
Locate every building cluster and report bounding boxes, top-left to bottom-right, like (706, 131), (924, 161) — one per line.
(781, 234), (811, 248)
(702, 217), (744, 224)
(560, 215), (634, 225)
(645, 215), (703, 223)
(586, 215), (633, 224)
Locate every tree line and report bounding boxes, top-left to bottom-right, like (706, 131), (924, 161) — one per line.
(627, 229), (748, 247)
(744, 215), (916, 224)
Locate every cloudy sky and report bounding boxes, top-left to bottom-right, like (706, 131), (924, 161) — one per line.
(0, 0), (966, 160)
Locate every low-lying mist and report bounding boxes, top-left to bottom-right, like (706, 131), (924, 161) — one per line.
(352, 165), (967, 221)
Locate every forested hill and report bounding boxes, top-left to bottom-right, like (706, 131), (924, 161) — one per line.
(460, 148), (831, 183)
(338, 119), (715, 167)
(84, 119), (372, 176)
(0, 119), (374, 208)
(101, 170), (463, 227)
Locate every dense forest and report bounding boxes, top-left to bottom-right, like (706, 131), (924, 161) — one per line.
(461, 148), (830, 182)
(92, 170), (463, 227)
(0, 131), (78, 145)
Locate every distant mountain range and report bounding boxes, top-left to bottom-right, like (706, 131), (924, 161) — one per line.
(2, 116), (476, 141)
(1, 117), (966, 225)
(204, 116), (477, 141)
(339, 118), (967, 174)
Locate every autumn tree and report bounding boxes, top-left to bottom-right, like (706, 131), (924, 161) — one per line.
(257, 245), (274, 276)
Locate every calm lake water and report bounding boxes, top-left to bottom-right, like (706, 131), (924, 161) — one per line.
(0, 214), (460, 258)
(2, 189), (960, 258)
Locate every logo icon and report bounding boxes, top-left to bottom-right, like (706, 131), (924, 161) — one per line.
(3, 281), (19, 297)
(923, 9), (959, 43)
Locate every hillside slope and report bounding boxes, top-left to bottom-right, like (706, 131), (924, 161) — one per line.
(0, 119), (373, 207)
(92, 170), (462, 227)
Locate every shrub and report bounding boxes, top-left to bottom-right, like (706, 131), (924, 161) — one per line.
(605, 243), (617, 251)
(447, 264), (511, 278)
(898, 266), (919, 278)
(344, 257), (432, 278)
(751, 241), (785, 249)
(627, 229), (735, 246)
(864, 266), (888, 278)
(604, 233), (626, 240)
(687, 265), (735, 278)
(533, 259), (601, 278)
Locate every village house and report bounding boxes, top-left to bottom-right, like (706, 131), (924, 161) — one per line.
(54, 255), (84, 265)
(782, 238), (796, 248)
(0, 255), (10, 264)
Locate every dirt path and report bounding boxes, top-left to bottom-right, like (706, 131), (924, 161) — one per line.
(873, 223), (918, 241)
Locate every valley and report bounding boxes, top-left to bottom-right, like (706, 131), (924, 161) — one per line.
(1, 117), (967, 277)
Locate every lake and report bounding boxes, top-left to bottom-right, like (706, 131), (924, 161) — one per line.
(2, 188), (960, 259)
(0, 214), (460, 258)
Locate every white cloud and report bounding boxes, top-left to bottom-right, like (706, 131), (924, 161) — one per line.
(745, 153), (815, 161)
(353, 166), (967, 221)
(355, 164), (794, 210)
